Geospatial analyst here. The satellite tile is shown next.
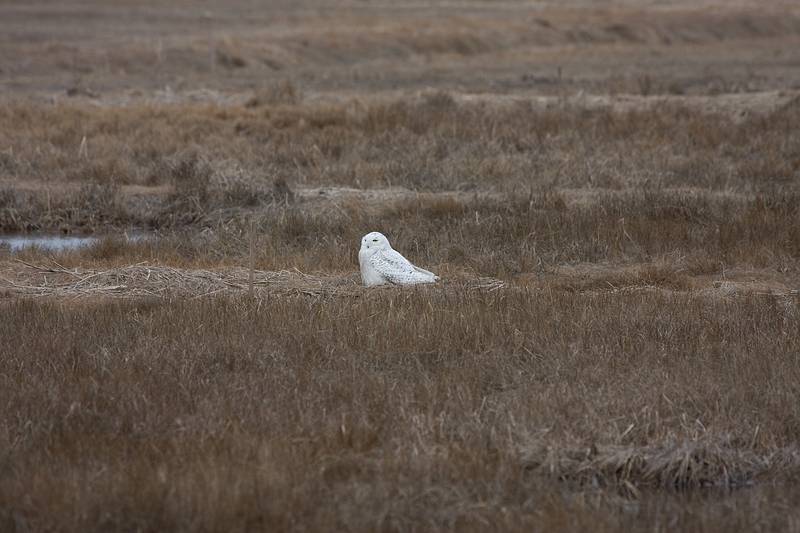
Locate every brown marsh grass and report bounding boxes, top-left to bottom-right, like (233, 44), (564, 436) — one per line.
(2, 2), (800, 529)
(2, 81), (798, 523)
(3, 189), (796, 284)
(1, 289), (800, 532)
(0, 96), (798, 286)
(1, 95), (798, 196)
(2, 0), (800, 96)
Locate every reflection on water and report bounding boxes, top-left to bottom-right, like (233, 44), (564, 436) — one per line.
(547, 483), (800, 532)
(0, 233), (144, 252)
(620, 483), (800, 532)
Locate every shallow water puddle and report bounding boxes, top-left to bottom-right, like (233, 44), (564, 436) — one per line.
(0, 234), (99, 252)
(0, 233), (146, 252)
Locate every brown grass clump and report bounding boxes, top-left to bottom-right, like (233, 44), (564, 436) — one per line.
(0, 183), (126, 232)
(245, 80), (303, 108)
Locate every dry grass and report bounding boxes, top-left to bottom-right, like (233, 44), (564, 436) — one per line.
(1, 93), (799, 282)
(2, 1), (800, 96)
(2, 291), (800, 531)
(1, 62), (799, 533)
(3, 1), (800, 530)
(1, 95), (799, 199)
(0, 259), (505, 299)
(4, 187), (798, 281)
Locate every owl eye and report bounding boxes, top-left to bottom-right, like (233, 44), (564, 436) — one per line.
(372, 239), (378, 242)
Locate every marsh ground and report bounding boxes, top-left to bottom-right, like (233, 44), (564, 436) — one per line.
(1, 1), (799, 531)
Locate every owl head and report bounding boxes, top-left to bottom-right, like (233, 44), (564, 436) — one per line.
(361, 231), (391, 253)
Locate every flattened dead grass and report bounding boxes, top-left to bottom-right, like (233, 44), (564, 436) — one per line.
(0, 259), (504, 299)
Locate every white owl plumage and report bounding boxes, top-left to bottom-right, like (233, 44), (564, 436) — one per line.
(358, 232), (439, 287)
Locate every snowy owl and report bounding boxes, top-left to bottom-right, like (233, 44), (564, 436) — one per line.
(358, 232), (439, 287)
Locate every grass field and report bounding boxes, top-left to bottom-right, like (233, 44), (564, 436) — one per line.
(1, 0), (800, 531)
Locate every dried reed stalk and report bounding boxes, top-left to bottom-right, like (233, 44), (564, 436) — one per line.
(0, 259), (506, 300)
